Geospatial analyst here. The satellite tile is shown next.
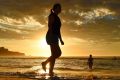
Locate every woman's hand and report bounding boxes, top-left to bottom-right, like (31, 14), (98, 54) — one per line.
(60, 39), (64, 45)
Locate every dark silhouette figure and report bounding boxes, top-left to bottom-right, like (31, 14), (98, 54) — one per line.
(41, 3), (64, 76)
(88, 54), (93, 70)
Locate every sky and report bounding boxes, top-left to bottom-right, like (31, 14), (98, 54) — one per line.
(0, 0), (120, 57)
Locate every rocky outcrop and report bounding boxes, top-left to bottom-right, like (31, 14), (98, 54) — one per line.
(0, 47), (25, 56)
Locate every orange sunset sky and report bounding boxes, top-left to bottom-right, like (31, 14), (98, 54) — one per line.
(0, 0), (120, 57)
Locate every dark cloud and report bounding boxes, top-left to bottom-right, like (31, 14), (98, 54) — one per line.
(64, 16), (120, 42)
(0, 0), (120, 43)
(0, 0), (120, 18)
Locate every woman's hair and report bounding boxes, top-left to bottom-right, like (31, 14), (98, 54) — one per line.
(53, 3), (61, 10)
(51, 3), (61, 13)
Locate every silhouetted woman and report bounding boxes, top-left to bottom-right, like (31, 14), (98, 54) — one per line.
(41, 3), (64, 76)
(88, 54), (93, 70)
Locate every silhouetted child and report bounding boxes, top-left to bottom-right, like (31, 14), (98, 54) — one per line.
(88, 54), (93, 70)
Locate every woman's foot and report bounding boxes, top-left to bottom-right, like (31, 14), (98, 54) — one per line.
(49, 72), (54, 76)
(41, 62), (46, 72)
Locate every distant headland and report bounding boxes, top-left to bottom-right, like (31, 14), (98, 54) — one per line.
(0, 47), (25, 56)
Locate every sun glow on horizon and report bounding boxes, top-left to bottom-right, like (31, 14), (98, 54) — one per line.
(39, 38), (48, 49)
(37, 38), (50, 57)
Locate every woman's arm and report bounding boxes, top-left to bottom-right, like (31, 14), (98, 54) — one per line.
(58, 29), (64, 45)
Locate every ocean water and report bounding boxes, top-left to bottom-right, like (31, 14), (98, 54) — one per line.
(0, 57), (120, 79)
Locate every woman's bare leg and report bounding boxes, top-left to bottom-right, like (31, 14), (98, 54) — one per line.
(49, 44), (61, 76)
(42, 57), (51, 72)
(41, 45), (56, 72)
(42, 44), (61, 75)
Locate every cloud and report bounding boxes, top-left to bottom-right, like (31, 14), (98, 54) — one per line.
(0, 0), (119, 18)
(0, 0), (120, 43)
(0, 16), (46, 39)
(61, 6), (120, 43)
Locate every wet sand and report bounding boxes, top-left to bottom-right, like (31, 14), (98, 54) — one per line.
(0, 77), (32, 80)
(0, 69), (120, 80)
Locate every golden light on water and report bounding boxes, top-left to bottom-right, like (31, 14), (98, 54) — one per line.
(37, 63), (50, 74)
(30, 65), (50, 79)
(31, 64), (50, 74)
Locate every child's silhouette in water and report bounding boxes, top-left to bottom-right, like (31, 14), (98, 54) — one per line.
(88, 54), (93, 70)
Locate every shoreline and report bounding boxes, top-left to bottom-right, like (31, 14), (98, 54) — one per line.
(0, 69), (120, 80)
(0, 56), (120, 60)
